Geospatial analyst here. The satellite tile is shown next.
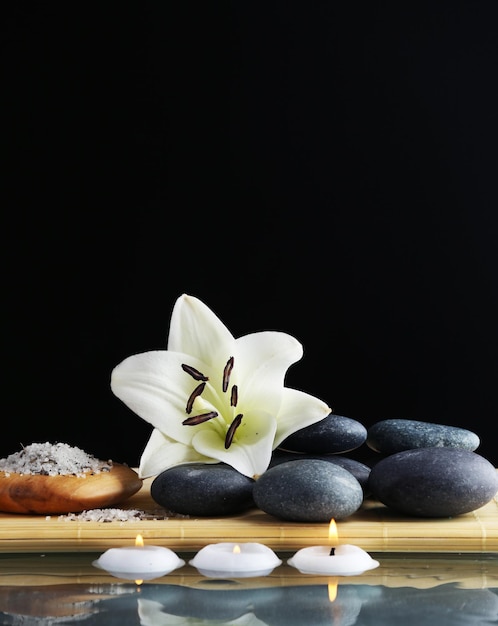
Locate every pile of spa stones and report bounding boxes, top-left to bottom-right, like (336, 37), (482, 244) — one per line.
(150, 415), (498, 522)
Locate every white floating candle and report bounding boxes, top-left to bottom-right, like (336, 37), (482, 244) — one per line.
(189, 542), (282, 578)
(288, 544), (379, 575)
(288, 520), (379, 576)
(93, 534), (185, 581)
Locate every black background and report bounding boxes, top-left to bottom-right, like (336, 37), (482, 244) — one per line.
(3, 3), (498, 467)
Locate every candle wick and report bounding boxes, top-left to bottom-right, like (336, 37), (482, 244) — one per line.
(329, 547), (335, 556)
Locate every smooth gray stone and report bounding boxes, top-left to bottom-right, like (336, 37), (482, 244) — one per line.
(269, 451), (371, 494)
(150, 463), (255, 516)
(278, 413), (367, 454)
(366, 418), (480, 454)
(368, 447), (498, 517)
(253, 459), (364, 522)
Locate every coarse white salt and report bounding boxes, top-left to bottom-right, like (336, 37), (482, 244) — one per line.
(0, 442), (112, 477)
(59, 508), (143, 522)
(57, 507), (190, 522)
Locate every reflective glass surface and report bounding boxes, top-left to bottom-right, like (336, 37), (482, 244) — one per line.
(1, 551), (497, 625)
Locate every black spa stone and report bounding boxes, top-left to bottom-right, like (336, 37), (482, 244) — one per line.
(269, 451), (371, 494)
(278, 413), (367, 454)
(150, 463), (255, 516)
(367, 447), (498, 517)
(253, 459), (364, 522)
(366, 418), (480, 455)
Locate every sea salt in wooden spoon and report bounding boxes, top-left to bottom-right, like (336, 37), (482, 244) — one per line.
(0, 463), (143, 514)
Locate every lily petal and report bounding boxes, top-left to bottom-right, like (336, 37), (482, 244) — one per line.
(168, 294), (235, 365)
(234, 331), (304, 415)
(138, 428), (215, 478)
(272, 387), (331, 448)
(111, 350), (217, 446)
(235, 330), (303, 380)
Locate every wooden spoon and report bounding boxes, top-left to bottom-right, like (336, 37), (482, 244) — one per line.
(0, 464), (143, 514)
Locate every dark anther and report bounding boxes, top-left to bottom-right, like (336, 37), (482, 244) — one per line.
(185, 382), (206, 414)
(222, 356), (234, 392)
(230, 384), (238, 407)
(182, 363), (209, 381)
(329, 547), (336, 556)
(182, 411), (218, 425)
(225, 413), (243, 449)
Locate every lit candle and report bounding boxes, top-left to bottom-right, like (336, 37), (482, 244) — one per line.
(93, 534), (185, 581)
(189, 542), (282, 578)
(288, 520), (379, 576)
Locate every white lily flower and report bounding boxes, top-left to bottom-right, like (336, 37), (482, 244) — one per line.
(111, 294), (331, 479)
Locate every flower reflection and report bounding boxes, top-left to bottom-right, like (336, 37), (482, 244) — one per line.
(138, 598), (267, 625)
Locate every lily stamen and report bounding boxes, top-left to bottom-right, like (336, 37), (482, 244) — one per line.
(183, 411), (219, 426)
(182, 363), (209, 381)
(222, 356), (234, 392)
(225, 413), (243, 449)
(185, 382), (206, 414)
(230, 384), (238, 407)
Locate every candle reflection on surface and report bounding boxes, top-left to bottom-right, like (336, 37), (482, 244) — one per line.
(328, 577), (339, 602)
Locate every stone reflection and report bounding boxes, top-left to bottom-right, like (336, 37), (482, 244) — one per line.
(355, 585), (498, 626)
(0, 581), (497, 625)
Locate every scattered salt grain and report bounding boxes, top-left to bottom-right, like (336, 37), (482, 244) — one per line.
(0, 442), (112, 477)
(57, 507), (190, 522)
(60, 508), (143, 522)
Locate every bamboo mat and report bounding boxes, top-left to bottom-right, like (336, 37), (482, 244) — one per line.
(0, 477), (497, 554)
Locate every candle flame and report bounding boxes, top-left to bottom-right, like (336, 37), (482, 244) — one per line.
(328, 519), (338, 543)
(328, 577), (338, 602)
(233, 544), (241, 554)
(134, 535), (145, 585)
